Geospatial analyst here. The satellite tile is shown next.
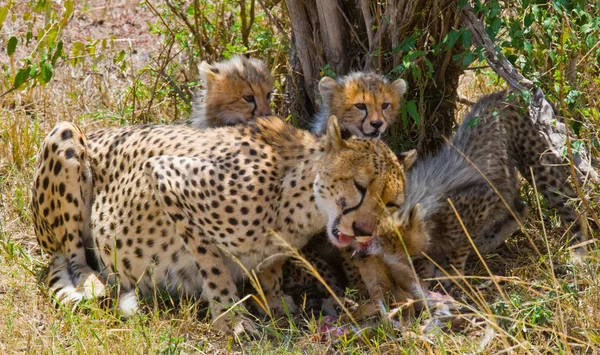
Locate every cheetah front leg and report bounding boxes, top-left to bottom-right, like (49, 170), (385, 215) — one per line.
(191, 233), (256, 334)
(144, 156), (256, 335)
(256, 256), (299, 316)
(32, 122), (105, 304)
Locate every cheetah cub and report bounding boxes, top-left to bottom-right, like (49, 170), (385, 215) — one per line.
(31, 115), (413, 334)
(311, 72), (407, 138)
(189, 55), (274, 129)
(355, 90), (589, 290)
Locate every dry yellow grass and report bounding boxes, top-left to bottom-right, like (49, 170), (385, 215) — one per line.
(1, 1), (599, 354)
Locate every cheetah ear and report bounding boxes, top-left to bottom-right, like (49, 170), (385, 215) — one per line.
(392, 78), (407, 97)
(325, 115), (347, 153)
(319, 77), (342, 104)
(407, 204), (420, 226)
(402, 204), (429, 254)
(199, 61), (220, 88)
(397, 149), (417, 170)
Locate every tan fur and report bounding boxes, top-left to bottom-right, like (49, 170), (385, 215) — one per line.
(31, 115), (410, 334)
(337, 205), (430, 320)
(355, 91), (589, 296)
(311, 72), (407, 137)
(190, 55), (274, 128)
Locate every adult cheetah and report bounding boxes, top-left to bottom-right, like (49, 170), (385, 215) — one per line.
(31, 115), (414, 333)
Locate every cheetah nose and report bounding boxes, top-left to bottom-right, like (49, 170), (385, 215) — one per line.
(259, 107), (272, 117)
(370, 120), (384, 129)
(352, 221), (375, 237)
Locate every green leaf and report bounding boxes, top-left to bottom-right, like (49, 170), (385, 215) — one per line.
(523, 40), (533, 56)
(51, 40), (63, 66)
(406, 100), (419, 125)
(29, 64), (38, 77)
(487, 17), (502, 39)
(7, 36), (17, 56)
(393, 35), (416, 53)
(13, 67), (30, 89)
(548, 49), (556, 63)
(40, 62), (53, 84)
(524, 13), (534, 27)
(460, 29), (472, 48)
(462, 53), (475, 67)
(444, 29), (461, 49)
(61, 0), (74, 27)
(0, 6), (8, 32)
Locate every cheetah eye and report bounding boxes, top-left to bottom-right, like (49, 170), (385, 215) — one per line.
(354, 103), (367, 110)
(382, 103), (390, 110)
(386, 202), (400, 210)
(243, 95), (255, 103)
(266, 92), (272, 101)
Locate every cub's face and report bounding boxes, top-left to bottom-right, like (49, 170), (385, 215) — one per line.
(352, 204), (429, 262)
(201, 55), (274, 125)
(319, 73), (407, 138)
(314, 116), (417, 248)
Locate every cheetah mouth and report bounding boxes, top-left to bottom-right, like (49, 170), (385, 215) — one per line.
(330, 221), (354, 247)
(355, 236), (374, 249)
(362, 131), (381, 138)
(350, 236), (376, 260)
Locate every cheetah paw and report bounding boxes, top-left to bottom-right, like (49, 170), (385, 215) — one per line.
(269, 294), (300, 316)
(78, 273), (106, 300)
(322, 296), (358, 317)
(213, 313), (258, 336)
(118, 291), (139, 318)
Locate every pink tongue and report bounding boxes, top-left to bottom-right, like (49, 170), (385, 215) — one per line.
(338, 233), (354, 244)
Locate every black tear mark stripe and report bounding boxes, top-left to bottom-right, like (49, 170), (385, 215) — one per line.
(342, 182), (366, 216)
(360, 109), (369, 133)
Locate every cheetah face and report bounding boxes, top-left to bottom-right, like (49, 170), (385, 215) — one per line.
(201, 55), (274, 125)
(314, 116), (417, 248)
(319, 74), (406, 137)
(352, 204), (429, 261)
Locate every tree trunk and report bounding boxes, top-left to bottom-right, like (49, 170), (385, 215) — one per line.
(284, 0), (465, 154)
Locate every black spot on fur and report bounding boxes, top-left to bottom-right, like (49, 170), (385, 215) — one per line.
(65, 148), (76, 159)
(61, 129), (73, 140)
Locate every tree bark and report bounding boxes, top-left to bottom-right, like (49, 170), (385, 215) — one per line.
(284, 0), (464, 154)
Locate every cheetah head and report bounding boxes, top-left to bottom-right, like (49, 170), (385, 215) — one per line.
(201, 55), (274, 125)
(352, 204), (429, 262)
(318, 73), (406, 137)
(314, 116), (417, 248)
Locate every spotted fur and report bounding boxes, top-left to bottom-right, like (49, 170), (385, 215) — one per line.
(360, 91), (589, 290)
(189, 55), (274, 129)
(31, 116), (410, 334)
(311, 72), (407, 138)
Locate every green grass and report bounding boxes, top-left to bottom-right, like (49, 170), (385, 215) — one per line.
(1, 1), (599, 354)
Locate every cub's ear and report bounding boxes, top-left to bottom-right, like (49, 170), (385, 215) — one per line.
(325, 115), (347, 153)
(398, 204), (428, 254)
(397, 149), (417, 170)
(319, 77), (342, 104)
(391, 78), (407, 97)
(199, 61), (220, 88)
